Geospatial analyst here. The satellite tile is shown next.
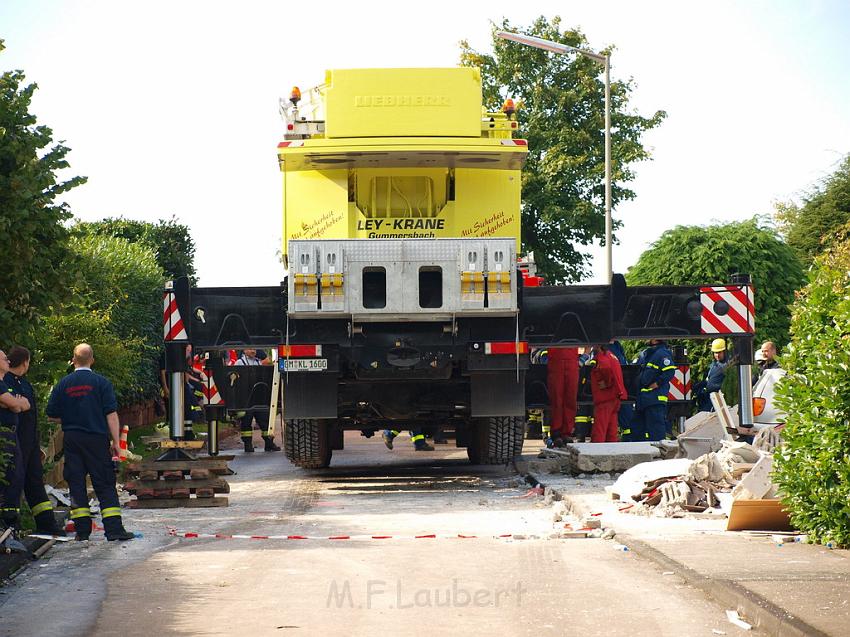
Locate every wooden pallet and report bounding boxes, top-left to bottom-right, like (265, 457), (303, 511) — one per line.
(123, 455), (233, 508)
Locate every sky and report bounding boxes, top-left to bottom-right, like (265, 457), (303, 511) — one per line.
(2, 0), (849, 286)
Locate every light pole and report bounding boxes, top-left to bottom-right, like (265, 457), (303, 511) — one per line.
(495, 31), (613, 283)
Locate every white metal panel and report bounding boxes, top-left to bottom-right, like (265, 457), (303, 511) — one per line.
(319, 242), (345, 313)
(287, 238), (518, 318)
(485, 240), (516, 310)
(288, 242), (320, 312)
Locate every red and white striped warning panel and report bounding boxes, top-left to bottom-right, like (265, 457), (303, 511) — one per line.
(700, 286), (755, 335)
(667, 366), (692, 401)
(167, 528), (528, 542)
(191, 358), (223, 405)
(163, 291), (188, 341)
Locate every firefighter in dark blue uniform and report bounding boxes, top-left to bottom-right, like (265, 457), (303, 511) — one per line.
(694, 338), (735, 412)
(382, 428), (434, 451)
(628, 339), (676, 441)
(46, 344), (134, 541)
(0, 348), (30, 534)
(5, 347), (65, 535)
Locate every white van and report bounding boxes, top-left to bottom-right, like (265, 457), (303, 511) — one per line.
(751, 368), (787, 428)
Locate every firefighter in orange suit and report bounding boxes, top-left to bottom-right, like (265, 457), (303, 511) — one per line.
(546, 347), (579, 446)
(589, 345), (628, 442)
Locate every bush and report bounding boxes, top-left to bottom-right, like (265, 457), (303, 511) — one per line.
(36, 235), (164, 407)
(73, 216), (197, 282)
(773, 224), (850, 547)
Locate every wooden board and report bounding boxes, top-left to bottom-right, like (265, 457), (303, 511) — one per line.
(726, 499), (794, 532)
(126, 459), (231, 473)
(127, 497), (229, 509)
(142, 438), (206, 450)
(124, 478), (230, 494)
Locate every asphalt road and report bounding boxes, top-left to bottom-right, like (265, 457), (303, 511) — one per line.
(0, 432), (751, 636)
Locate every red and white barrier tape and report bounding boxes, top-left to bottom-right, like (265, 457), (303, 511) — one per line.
(167, 527), (523, 541)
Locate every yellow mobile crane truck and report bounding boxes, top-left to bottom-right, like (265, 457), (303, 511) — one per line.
(162, 67), (757, 469)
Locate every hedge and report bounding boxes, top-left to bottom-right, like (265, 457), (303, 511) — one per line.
(773, 225), (850, 547)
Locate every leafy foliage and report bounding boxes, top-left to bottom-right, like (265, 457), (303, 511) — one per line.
(460, 16), (666, 282)
(48, 235), (164, 404)
(73, 216), (197, 283)
(0, 39), (86, 343)
(625, 219), (805, 382)
(775, 155), (850, 266)
(36, 309), (147, 409)
(773, 223), (850, 547)
(1, 39), (87, 480)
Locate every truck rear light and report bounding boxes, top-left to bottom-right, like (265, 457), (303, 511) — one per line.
(278, 344), (322, 357)
(753, 397), (766, 416)
(484, 341), (528, 355)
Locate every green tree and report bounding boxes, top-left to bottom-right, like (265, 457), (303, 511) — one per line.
(48, 235), (165, 404)
(460, 16), (666, 283)
(775, 155), (850, 266)
(73, 216), (197, 282)
(0, 39), (86, 343)
(773, 222), (850, 547)
(625, 219), (805, 382)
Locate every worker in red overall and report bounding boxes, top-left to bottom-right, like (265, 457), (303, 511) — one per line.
(589, 344), (628, 443)
(546, 347), (579, 445)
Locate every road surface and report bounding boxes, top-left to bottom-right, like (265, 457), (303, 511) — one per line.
(0, 432), (754, 636)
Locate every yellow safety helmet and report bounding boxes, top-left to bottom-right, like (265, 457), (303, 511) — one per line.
(711, 338), (726, 353)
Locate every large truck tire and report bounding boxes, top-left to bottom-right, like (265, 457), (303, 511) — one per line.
(284, 419), (332, 469)
(467, 416), (525, 465)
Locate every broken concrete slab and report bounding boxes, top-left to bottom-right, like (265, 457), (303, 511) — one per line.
(732, 452), (774, 501)
(678, 408), (733, 459)
(559, 442), (662, 474)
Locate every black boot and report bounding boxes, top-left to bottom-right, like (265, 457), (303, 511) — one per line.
(34, 510), (67, 537)
(243, 436), (254, 452)
(73, 516), (92, 541)
(104, 516), (135, 541)
(107, 528), (135, 541)
(263, 436), (281, 452)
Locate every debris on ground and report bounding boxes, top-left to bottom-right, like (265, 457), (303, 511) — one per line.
(45, 485), (71, 506)
(725, 609), (752, 630)
(607, 425), (785, 519)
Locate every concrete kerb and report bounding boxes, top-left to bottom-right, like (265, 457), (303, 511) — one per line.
(620, 535), (830, 637)
(513, 458), (829, 637)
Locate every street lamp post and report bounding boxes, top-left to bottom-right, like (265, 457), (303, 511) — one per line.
(495, 31), (613, 283)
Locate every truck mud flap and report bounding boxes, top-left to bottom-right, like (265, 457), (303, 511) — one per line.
(283, 373), (338, 419)
(470, 372), (525, 417)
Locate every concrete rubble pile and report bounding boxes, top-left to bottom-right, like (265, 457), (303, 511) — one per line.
(608, 423), (783, 518)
